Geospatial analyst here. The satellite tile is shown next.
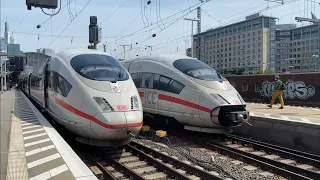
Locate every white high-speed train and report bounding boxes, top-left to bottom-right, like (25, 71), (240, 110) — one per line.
(121, 54), (249, 134)
(19, 49), (143, 147)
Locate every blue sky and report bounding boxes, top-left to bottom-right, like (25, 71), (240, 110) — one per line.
(1, 0), (319, 59)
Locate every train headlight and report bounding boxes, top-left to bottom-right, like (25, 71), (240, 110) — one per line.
(93, 97), (113, 111)
(131, 95), (139, 110)
(209, 93), (229, 105)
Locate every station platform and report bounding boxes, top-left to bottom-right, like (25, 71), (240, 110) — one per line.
(246, 102), (320, 124)
(0, 90), (97, 180)
(235, 102), (320, 154)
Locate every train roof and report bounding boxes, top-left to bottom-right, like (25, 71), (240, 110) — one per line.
(122, 54), (197, 66)
(54, 49), (112, 61)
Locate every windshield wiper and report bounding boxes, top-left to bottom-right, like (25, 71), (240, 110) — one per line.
(111, 69), (122, 83)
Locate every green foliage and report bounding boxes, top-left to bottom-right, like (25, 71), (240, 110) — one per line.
(318, 69), (320, 72)
(256, 70), (264, 74)
(263, 68), (275, 74)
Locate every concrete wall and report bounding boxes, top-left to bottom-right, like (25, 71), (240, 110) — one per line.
(226, 73), (320, 106)
(234, 116), (320, 154)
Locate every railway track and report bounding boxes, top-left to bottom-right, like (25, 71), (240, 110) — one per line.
(85, 141), (225, 180)
(172, 131), (320, 180)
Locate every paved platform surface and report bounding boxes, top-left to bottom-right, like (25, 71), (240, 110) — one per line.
(1, 90), (15, 180)
(247, 102), (320, 124)
(1, 90), (97, 180)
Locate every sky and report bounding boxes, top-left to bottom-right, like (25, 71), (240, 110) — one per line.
(0, 0), (319, 59)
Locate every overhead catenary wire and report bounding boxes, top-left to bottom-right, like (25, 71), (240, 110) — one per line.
(116, 1), (210, 58)
(41, 0), (62, 16)
(17, 0), (75, 44)
(13, 12), (29, 32)
(109, 0), (205, 46)
(128, 1), (320, 58)
(48, 0), (92, 47)
(99, 0), (131, 25)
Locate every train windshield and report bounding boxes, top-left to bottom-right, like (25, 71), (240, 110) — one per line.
(70, 54), (129, 81)
(173, 59), (224, 81)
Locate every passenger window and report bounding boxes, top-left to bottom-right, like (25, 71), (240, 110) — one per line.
(131, 73), (139, 88)
(153, 74), (160, 90)
(136, 72), (142, 88)
(47, 71), (51, 88)
(142, 73), (154, 88)
(168, 80), (185, 94)
(51, 71), (58, 92)
(159, 75), (171, 91)
(56, 74), (72, 97)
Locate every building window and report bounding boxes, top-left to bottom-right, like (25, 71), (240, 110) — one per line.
(242, 82), (248, 91)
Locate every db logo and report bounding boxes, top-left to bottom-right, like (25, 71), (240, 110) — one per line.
(117, 105), (128, 111)
(232, 100), (240, 105)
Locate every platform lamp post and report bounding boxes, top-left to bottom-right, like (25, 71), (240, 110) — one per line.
(184, 18), (200, 58)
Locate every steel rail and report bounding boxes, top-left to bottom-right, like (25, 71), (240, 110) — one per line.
(125, 144), (191, 180)
(86, 153), (117, 180)
(130, 140), (225, 180)
(227, 134), (320, 161)
(99, 151), (146, 180)
(173, 132), (313, 180)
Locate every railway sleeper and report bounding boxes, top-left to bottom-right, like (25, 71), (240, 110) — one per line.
(174, 132), (316, 180)
(225, 141), (320, 174)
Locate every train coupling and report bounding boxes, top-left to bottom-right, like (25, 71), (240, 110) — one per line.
(229, 111), (249, 122)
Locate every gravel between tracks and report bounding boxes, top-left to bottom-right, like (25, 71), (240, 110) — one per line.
(134, 136), (285, 180)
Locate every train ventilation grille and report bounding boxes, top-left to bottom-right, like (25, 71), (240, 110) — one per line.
(102, 98), (114, 111)
(131, 97), (134, 109)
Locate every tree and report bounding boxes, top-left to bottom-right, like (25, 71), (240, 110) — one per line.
(318, 69), (320, 72)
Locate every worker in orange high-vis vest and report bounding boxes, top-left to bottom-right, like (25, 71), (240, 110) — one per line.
(268, 75), (285, 109)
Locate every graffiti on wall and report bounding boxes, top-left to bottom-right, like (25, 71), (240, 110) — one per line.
(260, 80), (315, 99)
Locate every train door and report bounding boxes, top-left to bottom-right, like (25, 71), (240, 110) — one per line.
(44, 58), (51, 109)
(28, 74), (31, 96)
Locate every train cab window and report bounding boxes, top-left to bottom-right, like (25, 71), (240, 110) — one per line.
(167, 80), (185, 94)
(242, 82), (248, 92)
(70, 54), (129, 82)
(142, 73), (154, 88)
(173, 58), (224, 81)
(158, 75), (172, 91)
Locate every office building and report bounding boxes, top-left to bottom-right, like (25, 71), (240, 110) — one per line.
(193, 13), (277, 74)
(7, 44), (22, 55)
(0, 37), (6, 52)
(275, 23), (319, 72)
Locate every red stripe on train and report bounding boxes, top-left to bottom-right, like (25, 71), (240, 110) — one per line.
(138, 92), (212, 113)
(139, 92), (144, 97)
(54, 97), (142, 129)
(158, 94), (212, 113)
